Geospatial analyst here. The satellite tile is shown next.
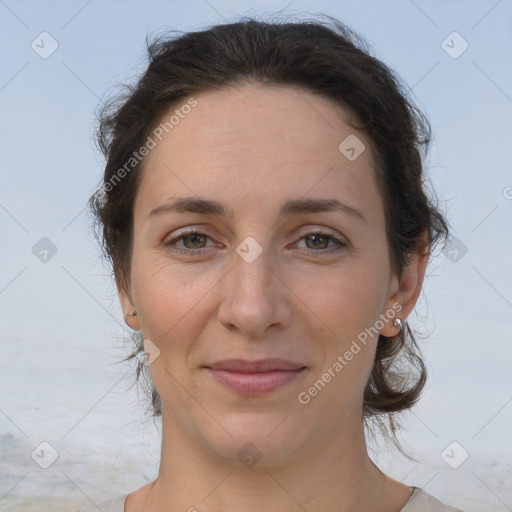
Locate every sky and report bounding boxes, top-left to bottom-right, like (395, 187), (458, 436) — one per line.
(0, 1), (511, 511)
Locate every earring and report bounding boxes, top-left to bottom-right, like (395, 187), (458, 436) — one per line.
(131, 311), (137, 316)
(393, 318), (403, 331)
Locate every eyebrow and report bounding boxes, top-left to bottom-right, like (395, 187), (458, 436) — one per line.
(147, 196), (366, 223)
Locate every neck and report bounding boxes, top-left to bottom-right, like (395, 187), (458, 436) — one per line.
(135, 412), (408, 512)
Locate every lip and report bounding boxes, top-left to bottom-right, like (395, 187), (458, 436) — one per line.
(204, 359), (307, 394)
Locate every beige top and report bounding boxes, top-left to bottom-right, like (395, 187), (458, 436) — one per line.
(75, 487), (465, 511)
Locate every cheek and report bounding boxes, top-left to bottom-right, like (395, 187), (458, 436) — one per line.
(129, 251), (217, 342)
(292, 260), (386, 398)
(294, 270), (383, 415)
(292, 259), (388, 344)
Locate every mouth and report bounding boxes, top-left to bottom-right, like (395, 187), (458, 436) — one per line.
(203, 359), (307, 394)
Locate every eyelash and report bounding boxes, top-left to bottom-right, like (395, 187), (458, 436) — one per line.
(164, 229), (346, 256)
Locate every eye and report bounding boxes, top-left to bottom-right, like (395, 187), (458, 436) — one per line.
(164, 230), (216, 256)
(295, 231), (346, 253)
(163, 229), (346, 257)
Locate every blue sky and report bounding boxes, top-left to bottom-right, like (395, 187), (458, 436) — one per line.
(0, 1), (511, 509)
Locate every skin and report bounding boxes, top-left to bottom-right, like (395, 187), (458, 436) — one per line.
(118, 83), (429, 512)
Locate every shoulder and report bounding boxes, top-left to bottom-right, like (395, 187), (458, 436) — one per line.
(401, 487), (466, 512)
(74, 494), (129, 512)
(72, 488), (465, 512)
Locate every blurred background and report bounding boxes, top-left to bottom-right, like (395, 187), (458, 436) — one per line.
(0, 1), (511, 511)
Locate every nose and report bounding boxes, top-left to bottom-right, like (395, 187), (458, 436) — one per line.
(216, 245), (292, 339)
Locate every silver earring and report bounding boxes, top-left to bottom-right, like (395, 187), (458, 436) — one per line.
(393, 318), (403, 330)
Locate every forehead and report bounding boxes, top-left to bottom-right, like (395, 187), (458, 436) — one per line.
(137, 83), (381, 219)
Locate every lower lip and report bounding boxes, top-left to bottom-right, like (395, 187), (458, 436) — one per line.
(206, 368), (306, 394)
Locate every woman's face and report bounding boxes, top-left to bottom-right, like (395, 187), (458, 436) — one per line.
(120, 83), (423, 465)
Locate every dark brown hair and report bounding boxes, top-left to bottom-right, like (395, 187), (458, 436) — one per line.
(90, 15), (449, 443)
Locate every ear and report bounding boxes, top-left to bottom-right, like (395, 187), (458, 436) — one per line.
(117, 275), (141, 331)
(380, 231), (430, 337)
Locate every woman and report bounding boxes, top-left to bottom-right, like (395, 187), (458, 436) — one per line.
(80, 16), (464, 512)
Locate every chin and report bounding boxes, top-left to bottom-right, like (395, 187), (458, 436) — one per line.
(199, 410), (310, 469)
